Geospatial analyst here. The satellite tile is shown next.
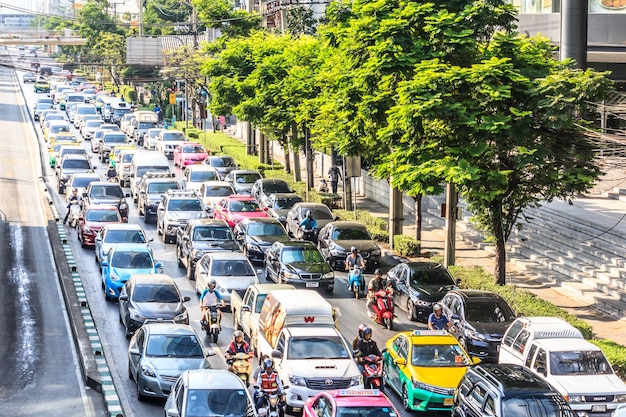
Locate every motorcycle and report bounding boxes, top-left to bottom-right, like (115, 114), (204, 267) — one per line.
(299, 226), (315, 242)
(68, 200), (81, 228)
(201, 305), (221, 343)
(348, 265), (364, 299)
(229, 352), (252, 385)
(361, 354), (384, 390)
(256, 390), (284, 417)
(372, 289), (395, 330)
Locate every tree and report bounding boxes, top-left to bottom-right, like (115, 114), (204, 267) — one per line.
(287, 7), (317, 36)
(192, 0), (261, 38)
(382, 32), (613, 284)
(142, 0), (193, 36)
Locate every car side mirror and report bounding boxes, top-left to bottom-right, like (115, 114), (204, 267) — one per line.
(205, 348), (216, 357)
(451, 314), (460, 321)
(182, 235), (190, 241)
(166, 408), (180, 417)
(129, 347), (140, 356)
(271, 349), (282, 359)
(125, 193), (130, 197)
(536, 366), (547, 376)
(158, 207), (165, 211)
(394, 358), (406, 366)
(155, 262), (163, 269)
(241, 305), (251, 312)
(334, 216), (339, 221)
(101, 261), (108, 267)
(119, 295), (128, 301)
(472, 357), (481, 365)
(148, 237), (154, 243)
(183, 296), (191, 302)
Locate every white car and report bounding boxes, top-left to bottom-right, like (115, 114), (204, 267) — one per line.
(198, 180), (235, 217)
(181, 165), (220, 192)
(155, 130), (186, 159)
(143, 128), (164, 150)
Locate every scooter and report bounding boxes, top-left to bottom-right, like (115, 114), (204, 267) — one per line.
(229, 352), (252, 385)
(372, 289), (395, 330)
(201, 305), (221, 343)
(348, 265), (364, 299)
(361, 354), (384, 390)
(256, 390), (284, 417)
(299, 226), (315, 242)
(68, 201), (81, 228)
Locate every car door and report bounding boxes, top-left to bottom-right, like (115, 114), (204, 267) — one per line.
(264, 243), (279, 281)
(232, 220), (246, 250)
(442, 295), (463, 340)
(317, 224), (332, 258)
(129, 327), (145, 378)
(119, 281), (132, 326)
(195, 255), (211, 288)
(392, 265), (410, 312)
(386, 335), (409, 393)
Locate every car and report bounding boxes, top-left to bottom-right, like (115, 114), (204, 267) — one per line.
(94, 223), (150, 267)
(33, 97), (55, 111)
(80, 119), (104, 140)
(91, 124), (120, 152)
(101, 243), (162, 301)
(261, 192), (302, 225)
(233, 217), (291, 263)
(386, 261), (458, 322)
(33, 102), (54, 120)
(143, 128), (164, 150)
(173, 142), (210, 168)
(64, 172), (101, 204)
(439, 290), (517, 362)
(43, 121), (71, 143)
(224, 169), (263, 195)
(136, 172), (180, 224)
(285, 202), (337, 241)
(250, 178), (293, 208)
(116, 149), (138, 187)
(109, 145), (135, 170)
(72, 103), (99, 129)
(39, 110), (63, 128)
(213, 195), (268, 228)
(164, 369), (255, 417)
(119, 113), (136, 136)
(96, 131), (127, 163)
(77, 204), (123, 248)
(49, 133), (81, 150)
(383, 329), (478, 413)
(129, 323), (213, 401)
(156, 190), (208, 244)
(452, 364), (576, 417)
(49, 144), (86, 169)
(60, 93), (85, 111)
(303, 389), (402, 417)
(118, 274), (190, 337)
(202, 155), (238, 180)
(263, 240), (334, 293)
(197, 180), (235, 217)
(56, 154), (94, 194)
(317, 221), (382, 271)
(23, 72), (36, 83)
(193, 252), (259, 308)
(82, 181), (130, 222)
(155, 129), (187, 159)
(180, 165), (220, 191)
(34, 80), (50, 93)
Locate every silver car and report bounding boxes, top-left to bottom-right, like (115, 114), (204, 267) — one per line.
(94, 223), (150, 267)
(194, 252), (259, 307)
(128, 322), (214, 401)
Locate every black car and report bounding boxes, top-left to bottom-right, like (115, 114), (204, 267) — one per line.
(82, 181), (130, 222)
(250, 178), (292, 207)
(285, 202), (337, 241)
(317, 221), (381, 271)
(453, 364), (575, 417)
(224, 169), (263, 195)
(439, 290), (517, 362)
(386, 261), (458, 322)
(202, 155), (238, 180)
(263, 241), (334, 293)
(233, 217), (291, 263)
(261, 193), (302, 225)
(118, 274), (190, 338)
(136, 173), (180, 224)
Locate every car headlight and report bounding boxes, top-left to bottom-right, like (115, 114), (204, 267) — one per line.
(246, 243), (262, 253)
(567, 395), (583, 403)
(173, 310), (188, 321)
(414, 299), (431, 307)
(289, 375), (306, 387)
(371, 249), (381, 256)
(322, 272), (334, 279)
(119, 202), (128, 210)
(129, 308), (146, 322)
(412, 378), (440, 392)
(109, 271), (121, 282)
(218, 286), (227, 294)
(350, 375), (362, 387)
(140, 364), (157, 378)
(614, 394), (626, 402)
(283, 271), (300, 280)
(467, 329), (486, 341)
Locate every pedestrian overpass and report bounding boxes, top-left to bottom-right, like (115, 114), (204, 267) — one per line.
(0, 30), (87, 46)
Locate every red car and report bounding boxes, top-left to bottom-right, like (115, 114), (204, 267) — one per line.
(173, 142), (210, 168)
(303, 389), (401, 417)
(213, 195), (268, 228)
(77, 204), (122, 248)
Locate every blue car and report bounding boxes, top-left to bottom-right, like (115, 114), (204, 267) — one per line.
(102, 243), (162, 301)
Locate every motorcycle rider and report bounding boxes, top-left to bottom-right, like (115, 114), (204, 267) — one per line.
(346, 246), (366, 290)
(354, 326), (382, 373)
(352, 323), (368, 350)
(225, 330), (253, 373)
(200, 279), (225, 330)
(63, 188), (81, 224)
(255, 358), (286, 414)
(298, 210), (317, 240)
(366, 269), (391, 319)
(106, 164), (117, 182)
(428, 303), (454, 331)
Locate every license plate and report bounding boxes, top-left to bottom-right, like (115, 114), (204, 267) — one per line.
(306, 282), (319, 288)
(194, 161), (202, 164)
(591, 405), (606, 413)
(444, 398), (454, 406)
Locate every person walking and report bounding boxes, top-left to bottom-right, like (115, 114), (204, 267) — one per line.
(328, 165), (341, 194)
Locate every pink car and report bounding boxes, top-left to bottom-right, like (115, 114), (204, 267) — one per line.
(213, 195), (268, 227)
(173, 142), (210, 168)
(303, 389), (401, 417)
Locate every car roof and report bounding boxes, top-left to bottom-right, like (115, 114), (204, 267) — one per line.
(259, 178), (288, 184)
(326, 221), (367, 230)
(277, 240), (317, 249)
(203, 252), (250, 261)
(201, 180), (232, 187)
(446, 289), (508, 303)
(286, 326), (341, 337)
(533, 337), (601, 351)
(129, 273), (174, 286)
(269, 193), (301, 199)
(401, 261), (449, 271)
(187, 219), (230, 227)
(294, 202), (331, 210)
(231, 169), (261, 175)
(473, 364), (558, 395)
(184, 369), (247, 390)
(110, 243), (151, 253)
(88, 181), (123, 188)
(85, 204), (119, 211)
(143, 322), (195, 336)
(242, 217), (282, 225)
(401, 329), (459, 345)
(186, 165), (217, 172)
(328, 389), (398, 409)
(103, 223), (143, 231)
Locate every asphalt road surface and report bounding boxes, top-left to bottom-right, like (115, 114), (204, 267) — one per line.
(0, 58), (99, 415)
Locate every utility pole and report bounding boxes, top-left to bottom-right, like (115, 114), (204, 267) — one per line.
(560, 0), (588, 69)
(443, 183), (458, 267)
(138, 0), (143, 36)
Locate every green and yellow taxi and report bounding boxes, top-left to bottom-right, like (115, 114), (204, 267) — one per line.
(383, 330), (478, 413)
(34, 80), (50, 93)
(48, 132), (81, 151)
(110, 145), (135, 169)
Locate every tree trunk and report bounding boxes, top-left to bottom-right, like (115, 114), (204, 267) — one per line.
(292, 147), (302, 182)
(414, 194), (422, 254)
(283, 140), (291, 174)
(492, 201), (507, 285)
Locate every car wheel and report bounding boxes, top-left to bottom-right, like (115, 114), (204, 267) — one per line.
(128, 362), (133, 379)
(212, 332), (218, 344)
(264, 268), (272, 282)
(137, 379), (147, 402)
(407, 301), (417, 321)
(402, 384), (411, 411)
(176, 247), (184, 268)
(186, 265), (195, 281)
(119, 179), (125, 187)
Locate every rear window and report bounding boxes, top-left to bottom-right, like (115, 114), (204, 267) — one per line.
(62, 159), (91, 169)
(77, 106), (97, 115)
(103, 134), (126, 143)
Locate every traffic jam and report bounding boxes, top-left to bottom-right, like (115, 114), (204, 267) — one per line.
(20, 61), (626, 417)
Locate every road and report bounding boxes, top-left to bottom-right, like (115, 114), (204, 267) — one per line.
(13, 53), (430, 416)
(0, 54), (99, 416)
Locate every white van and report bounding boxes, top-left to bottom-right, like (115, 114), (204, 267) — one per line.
(129, 152), (171, 201)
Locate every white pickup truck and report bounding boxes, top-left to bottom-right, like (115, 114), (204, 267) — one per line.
(230, 284), (294, 356)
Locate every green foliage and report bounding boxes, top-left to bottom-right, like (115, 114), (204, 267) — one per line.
(192, 0), (260, 37)
(334, 209), (389, 243)
(590, 339), (626, 380)
(142, 0), (194, 36)
(391, 235), (421, 257)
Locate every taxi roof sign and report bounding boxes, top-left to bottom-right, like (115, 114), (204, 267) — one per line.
(412, 330), (448, 336)
(338, 389), (380, 397)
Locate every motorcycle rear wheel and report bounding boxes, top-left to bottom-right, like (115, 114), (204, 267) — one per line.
(384, 317), (393, 331)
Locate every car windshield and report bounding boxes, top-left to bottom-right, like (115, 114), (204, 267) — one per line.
(332, 227), (371, 240)
(77, 107), (97, 115)
(281, 247), (324, 263)
(189, 171), (218, 182)
(62, 159), (91, 170)
(235, 173), (261, 184)
(86, 120), (102, 127)
(193, 226), (232, 241)
(287, 336), (349, 360)
(182, 145), (205, 153)
(167, 199), (203, 211)
(464, 301), (515, 323)
(50, 125), (70, 133)
(272, 197), (301, 210)
(210, 157), (236, 167)
(185, 389), (250, 417)
(137, 122), (155, 129)
(60, 149), (86, 157)
(86, 209), (120, 222)
(163, 132), (185, 141)
(103, 134), (126, 143)
(502, 394), (575, 417)
(104, 230), (146, 244)
(91, 185), (125, 198)
(229, 200), (261, 212)
(300, 207), (334, 220)
(70, 177), (98, 187)
(411, 344), (471, 367)
(263, 181), (291, 194)
(210, 259), (255, 276)
(121, 153), (134, 163)
(203, 186), (233, 197)
(550, 350), (613, 375)
(336, 407), (397, 417)
(145, 334), (204, 358)
(110, 251), (153, 269)
(132, 284), (179, 303)
(408, 266), (455, 287)
(247, 222), (286, 237)
(147, 182), (179, 194)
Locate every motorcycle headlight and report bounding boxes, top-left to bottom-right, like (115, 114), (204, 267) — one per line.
(129, 308), (146, 322)
(289, 375), (306, 387)
(119, 202), (128, 210)
(283, 271), (299, 280)
(322, 272), (334, 279)
(350, 375), (362, 386)
(140, 364), (157, 378)
(173, 310), (188, 322)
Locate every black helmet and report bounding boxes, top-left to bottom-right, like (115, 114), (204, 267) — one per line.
(362, 326), (372, 337)
(374, 268), (382, 276)
(72, 188), (78, 194)
(306, 210), (313, 219)
(263, 358), (274, 371)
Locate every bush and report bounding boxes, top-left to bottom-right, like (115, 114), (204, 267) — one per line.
(392, 235), (420, 257)
(591, 339), (626, 380)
